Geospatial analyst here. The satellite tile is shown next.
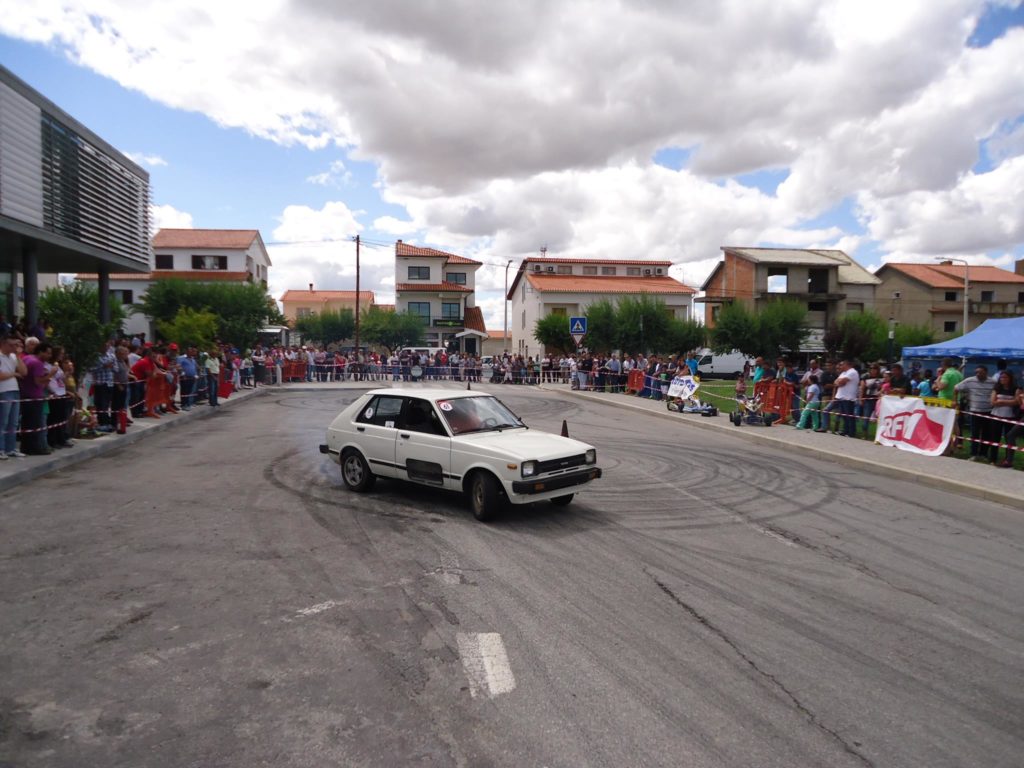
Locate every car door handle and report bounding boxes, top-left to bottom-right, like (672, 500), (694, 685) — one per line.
(356, 426), (365, 432)
(400, 433), (410, 439)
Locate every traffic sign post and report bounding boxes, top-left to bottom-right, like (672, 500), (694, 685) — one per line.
(569, 316), (587, 348)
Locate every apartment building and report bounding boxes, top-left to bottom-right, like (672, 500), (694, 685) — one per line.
(873, 260), (1024, 336)
(393, 240), (487, 354)
(506, 256), (696, 356)
(701, 247), (879, 351)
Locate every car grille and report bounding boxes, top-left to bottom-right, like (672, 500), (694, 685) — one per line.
(536, 454), (587, 476)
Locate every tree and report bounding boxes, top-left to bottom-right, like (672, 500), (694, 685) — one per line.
(140, 280), (279, 347)
(360, 308), (425, 352)
(710, 300), (808, 359)
(293, 309), (355, 345)
(710, 302), (760, 357)
(533, 313), (575, 355)
(661, 317), (706, 356)
(616, 294), (671, 356)
(39, 284), (125, 376)
(894, 323), (935, 356)
(582, 299), (618, 354)
(157, 307), (218, 350)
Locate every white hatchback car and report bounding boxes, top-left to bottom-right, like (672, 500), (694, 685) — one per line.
(320, 388), (602, 520)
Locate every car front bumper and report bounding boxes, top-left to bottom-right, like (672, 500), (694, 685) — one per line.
(511, 467), (602, 495)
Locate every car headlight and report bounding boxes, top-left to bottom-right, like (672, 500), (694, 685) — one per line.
(585, 449), (596, 464)
(521, 460), (538, 478)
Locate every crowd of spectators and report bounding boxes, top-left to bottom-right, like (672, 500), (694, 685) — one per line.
(3, 307), (1022, 470)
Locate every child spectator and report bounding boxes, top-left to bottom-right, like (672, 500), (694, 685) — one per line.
(795, 375), (822, 430)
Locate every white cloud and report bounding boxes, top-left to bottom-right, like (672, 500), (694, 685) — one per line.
(6, 0), (1023, 276)
(150, 203), (193, 230)
(125, 151), (168, 167)
(306, 159), (350, 186)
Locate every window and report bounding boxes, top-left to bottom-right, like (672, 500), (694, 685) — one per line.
(110, 289), (134, 305)
(807, 268), (829, 294)
(446, 272), (466, 285)
(944, 291), (957, 302)
(192, 254), (227, 270)
(980, 290), (994, 302)
(583, 266), (598, 275)
(627, 267), (641, 276)
(1018, 291), (1024, 304)
(767, 267), (788, 293)
(296, 307), (312, 319)
(408, 302), (431, 321)
(845, 302), (864, 313)
(402, 398), (446, 436)
(601, 266), (617, 275)
(663, 308), (674, 319)
(521, 310), (526, 329)
(944, 320), (957, 333)
(808, 301), (829, 312)
(711, 305), (721, 322)
(550, 307), (566, 316)
(408, 266), (430, 280)
(441, 302), (460, 319)
(557, 265), (572, 275)
(154, 254), (173, 270)
(356, 395), (404, 428)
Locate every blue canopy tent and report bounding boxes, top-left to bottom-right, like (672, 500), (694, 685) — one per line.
(903, 317), (1024, 378)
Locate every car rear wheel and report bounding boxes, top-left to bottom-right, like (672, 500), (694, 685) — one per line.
(469, 472), (503, 522)
(341, 449), (376, 492)
(550, 494), (574, 506)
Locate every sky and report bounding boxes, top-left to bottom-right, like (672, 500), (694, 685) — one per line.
(1, 0), (1023, 332)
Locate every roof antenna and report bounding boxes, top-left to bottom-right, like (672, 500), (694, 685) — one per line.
(540, 245), (547, 258)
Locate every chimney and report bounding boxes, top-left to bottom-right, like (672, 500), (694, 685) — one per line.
(309, 283), (313, 292)
(1016, 259), (1023, 276)
(939, 260), (953, 266)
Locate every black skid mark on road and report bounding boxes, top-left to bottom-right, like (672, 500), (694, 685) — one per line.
(261, 453), (447, 525)
(94, 608), (155, 644)
(646, 568), (876, 768)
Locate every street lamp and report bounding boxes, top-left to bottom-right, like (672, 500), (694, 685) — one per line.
(503, 259), (513, 355)
(936, 257), (969, 334)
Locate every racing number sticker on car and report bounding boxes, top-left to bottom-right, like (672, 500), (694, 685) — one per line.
(385, 420), (395, 428)
(364, 407), (375, 419)
(438, 401), (453, 411)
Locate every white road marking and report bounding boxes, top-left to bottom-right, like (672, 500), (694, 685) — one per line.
(457, 632), (516, 698)
(288, 600), (343, 620)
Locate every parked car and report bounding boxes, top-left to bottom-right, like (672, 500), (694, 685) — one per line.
(320, 389), (602, 520)
(696, 349), (750, 379)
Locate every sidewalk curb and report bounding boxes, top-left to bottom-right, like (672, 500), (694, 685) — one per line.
(0, 387), (267, 494)
(540, 385), (1023, 510)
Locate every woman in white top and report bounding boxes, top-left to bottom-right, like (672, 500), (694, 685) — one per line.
(0, 334), (28, 458)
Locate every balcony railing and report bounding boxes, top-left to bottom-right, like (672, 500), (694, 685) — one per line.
(969, 301), (1022, 316)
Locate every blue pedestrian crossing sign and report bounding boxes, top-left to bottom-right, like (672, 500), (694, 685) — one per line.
(569, 316), (587, 346)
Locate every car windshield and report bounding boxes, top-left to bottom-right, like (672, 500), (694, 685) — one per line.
(436, 395), (525, 435)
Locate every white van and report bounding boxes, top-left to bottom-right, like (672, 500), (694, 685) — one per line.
(696, 349), (749, 379)
(400, 347), (446, 360)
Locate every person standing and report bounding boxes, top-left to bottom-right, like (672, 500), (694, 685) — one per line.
(859, 363), (883, 434)
(91, 340), (117, 432)
(795, 375), (822, 431)
(0, 334), (27, 459)
(111, 345), (131, 431)
(992, 371), (1021, 468)
(205, 348), (221, 407)
(18, 341), (56, 455)
(251, 344), (267, 387)
(46, 346), (72, 448)
(831, 360), (860, 437)
(178, 348), (198, 409)
(956, 365), (996, 462)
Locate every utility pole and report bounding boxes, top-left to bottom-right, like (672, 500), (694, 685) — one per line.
(355, 235), (361, 367)
(504, 259), (514, 355)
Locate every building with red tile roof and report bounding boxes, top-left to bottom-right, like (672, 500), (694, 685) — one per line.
(506, 254), (696, 356)
(874, 260), (1024, 336)
(279, 286), (376, 324)
(394, 240), (485, 354)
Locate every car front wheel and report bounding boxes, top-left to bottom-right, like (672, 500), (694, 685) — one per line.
(469, 472), (503, 522)
(341, 449), (376, 492)
(550, 494), (574, 507)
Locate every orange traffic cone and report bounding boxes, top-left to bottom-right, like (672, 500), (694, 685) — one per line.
(561, 419), (569, 437)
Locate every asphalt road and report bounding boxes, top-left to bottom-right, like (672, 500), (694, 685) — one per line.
(1, 384), (1022, 768)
